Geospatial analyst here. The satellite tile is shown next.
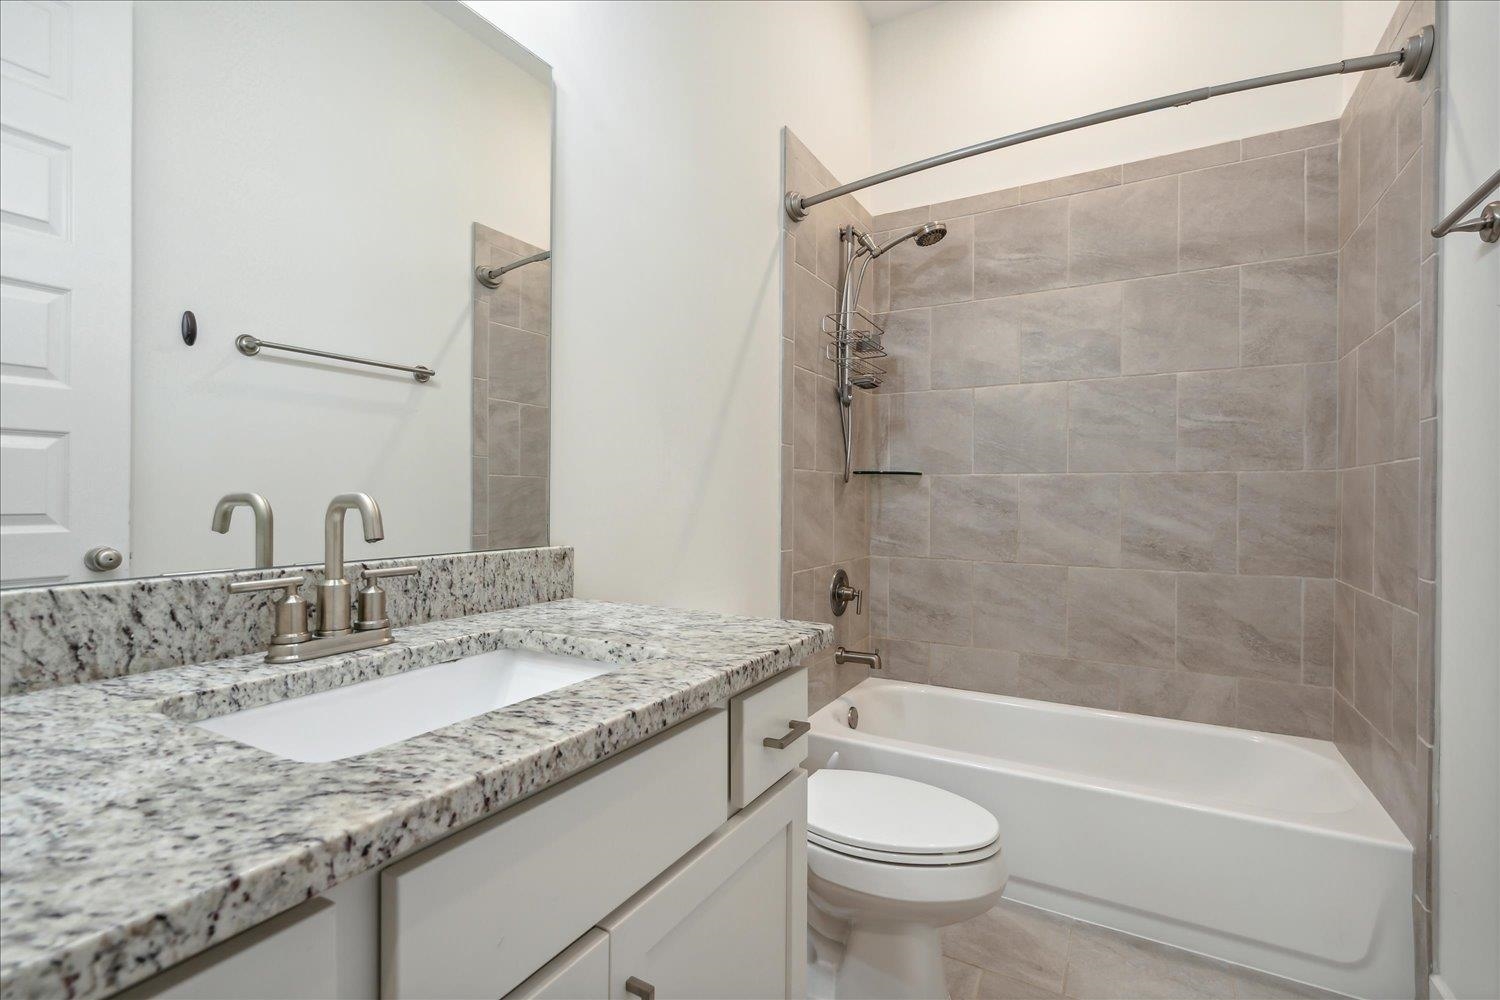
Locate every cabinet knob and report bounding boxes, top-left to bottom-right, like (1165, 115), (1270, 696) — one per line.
(625, 976), (656, 1000)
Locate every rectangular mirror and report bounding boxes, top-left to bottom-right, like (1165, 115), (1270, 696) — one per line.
(0, 0), (552, 587)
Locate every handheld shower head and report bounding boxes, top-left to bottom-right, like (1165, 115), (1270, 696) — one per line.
(871, 221), (948, 257)
(914, 222), (948, 246)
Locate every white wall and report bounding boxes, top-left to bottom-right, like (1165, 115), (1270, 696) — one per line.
(463, 0), (873, 617)
(130, 0), (551, 574)
(1342, 0), (1403, 105)
(864, 0), (1354, 214)
(1434, 0), (1500, 995)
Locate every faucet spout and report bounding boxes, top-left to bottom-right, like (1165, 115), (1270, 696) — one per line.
(318, 493), (383, 637)
(323, 493), (384, 581)
(210, 493), (275, 568)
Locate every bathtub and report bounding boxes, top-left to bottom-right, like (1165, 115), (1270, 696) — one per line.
(809, 678), (1413, 1000)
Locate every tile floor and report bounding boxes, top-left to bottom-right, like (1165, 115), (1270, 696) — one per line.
(942, 899), (1340, 1000)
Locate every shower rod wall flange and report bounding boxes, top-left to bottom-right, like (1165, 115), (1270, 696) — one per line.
(785, 25), (1436, 221)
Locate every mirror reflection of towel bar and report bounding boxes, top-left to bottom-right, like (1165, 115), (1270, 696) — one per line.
(234, 334), (435, 383)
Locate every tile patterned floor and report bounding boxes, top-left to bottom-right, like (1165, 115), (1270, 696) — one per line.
(942, 899), (1340, 1000)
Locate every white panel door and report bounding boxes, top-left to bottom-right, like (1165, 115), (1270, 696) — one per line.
(0, 0), (131, 586)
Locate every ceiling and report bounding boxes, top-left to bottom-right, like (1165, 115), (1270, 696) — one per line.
(858, 0), (944, 25)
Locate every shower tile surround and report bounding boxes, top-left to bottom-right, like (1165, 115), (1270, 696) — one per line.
(781, 2), (1438, 991)
(784, 121), (1346, 737)
(472, 222), (551, 551)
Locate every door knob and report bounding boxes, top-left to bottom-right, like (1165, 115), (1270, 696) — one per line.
(83, 546), (123, 572)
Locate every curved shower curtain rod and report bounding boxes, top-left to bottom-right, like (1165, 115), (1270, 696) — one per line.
(784, 25), (1435, 221)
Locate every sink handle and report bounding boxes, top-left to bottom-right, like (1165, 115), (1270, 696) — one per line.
(228, 575), (311, 645)
(354, 565), (418, 631)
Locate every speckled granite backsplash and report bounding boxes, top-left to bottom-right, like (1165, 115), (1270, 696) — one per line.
(0, 547), (572, 696)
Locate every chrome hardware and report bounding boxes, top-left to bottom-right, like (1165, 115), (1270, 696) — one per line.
(835, 646), (882, 671)
(624, 977), (656, 1000)
(210, 493), (275, 568)
(233, 497), (415, 665)
(228, 575), (311, 646)
(354, 565), (418, 632)
(762, 720), (811, 750)
(830, 223), (946, 481)
(1432, 169), (1500, 242)
(475, 249), (551, 288)
(830, 568), (862, 617)
(847, 705), (859, 729)
(317, 494), (384, 638)
(786, 27), (1433, 220)
(235, 334), (434, 383)
(83, 546), (123, 572)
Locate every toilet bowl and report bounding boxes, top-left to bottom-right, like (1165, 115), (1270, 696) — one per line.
(805, 769), (1008, 1000)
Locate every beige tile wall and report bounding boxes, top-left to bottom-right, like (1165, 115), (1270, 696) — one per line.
(1331, 1), (1438, 993)
(472, 223), (550, 550)
(781, 131), (877, 708)
(856, 118), (1343, 741)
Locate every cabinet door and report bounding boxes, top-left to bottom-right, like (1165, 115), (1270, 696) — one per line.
(600, 771), (807, 1000)
(505, 930), (609, 1000)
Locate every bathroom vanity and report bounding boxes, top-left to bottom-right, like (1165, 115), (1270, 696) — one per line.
(129, 670), (808, 1000)
(0, 590), (831, 1000)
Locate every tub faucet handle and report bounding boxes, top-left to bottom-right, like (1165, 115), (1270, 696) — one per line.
(830, 568), (862, 616)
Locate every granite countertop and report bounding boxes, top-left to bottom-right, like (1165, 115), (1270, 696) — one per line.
(0, 599), (832, 1000)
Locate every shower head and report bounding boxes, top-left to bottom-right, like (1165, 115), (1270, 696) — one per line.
(871, 221), (947, 257)
(914, 222), (948, 246)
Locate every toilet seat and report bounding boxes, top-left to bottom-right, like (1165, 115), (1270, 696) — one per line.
(807, 830), (1000, 865)
(808, 769), (1002, 866)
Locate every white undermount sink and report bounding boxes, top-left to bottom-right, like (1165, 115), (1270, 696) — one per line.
(193, 648), (618, 762)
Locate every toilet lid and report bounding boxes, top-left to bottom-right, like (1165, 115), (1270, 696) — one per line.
(807, 769), (1000, 857)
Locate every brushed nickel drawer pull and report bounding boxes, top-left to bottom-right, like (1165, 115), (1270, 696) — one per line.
(763, 720), (811, 750)
(625, 976), (656, 1000)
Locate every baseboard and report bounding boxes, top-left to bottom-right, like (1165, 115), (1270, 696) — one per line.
(1430, 973), (1457, 1000)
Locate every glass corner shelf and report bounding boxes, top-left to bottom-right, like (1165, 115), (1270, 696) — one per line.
(852, 469), (922, 476)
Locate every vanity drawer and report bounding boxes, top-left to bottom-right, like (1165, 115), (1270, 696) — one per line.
(729, 666), (808, 811)
(380, 709), (728, 999)
(117, 897), (339, 999)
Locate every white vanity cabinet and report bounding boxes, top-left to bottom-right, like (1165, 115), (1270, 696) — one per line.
(118, 667), (809, 1000)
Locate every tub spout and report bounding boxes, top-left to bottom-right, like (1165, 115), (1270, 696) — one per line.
(835, 647), (881, 671)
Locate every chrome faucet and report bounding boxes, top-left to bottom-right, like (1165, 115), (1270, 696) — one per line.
(228, 492), (417, 664)
(211, 493), (275, 568)
(317, 493), (384, 636)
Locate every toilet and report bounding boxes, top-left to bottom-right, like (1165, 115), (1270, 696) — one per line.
(805, 769), (1008, 1000)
